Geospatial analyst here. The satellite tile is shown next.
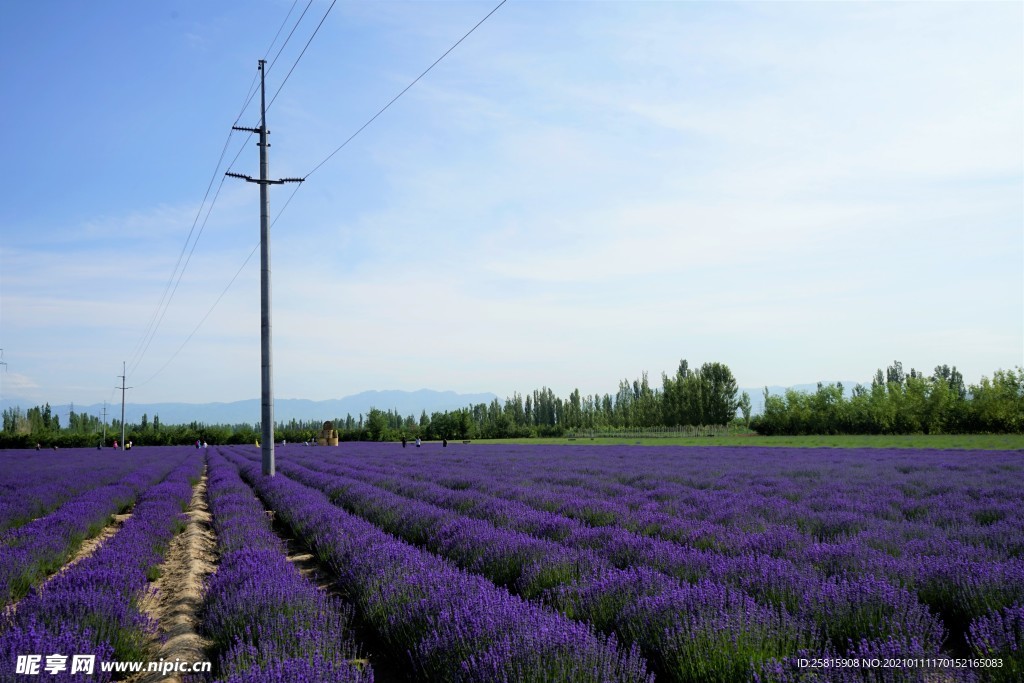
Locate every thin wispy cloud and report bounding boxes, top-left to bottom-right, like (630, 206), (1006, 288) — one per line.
(1, 0), (1019, 408)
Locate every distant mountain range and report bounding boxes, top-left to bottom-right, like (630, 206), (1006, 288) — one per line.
(1, 383), (862, 426)
(0, 389), (500, 426)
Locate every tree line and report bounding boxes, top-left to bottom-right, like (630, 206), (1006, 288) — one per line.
(751, 362), (1024, 435)
(358, 360), (746, 442)
(0, 401), (269, 449)
(0, 359), (745, 447)
(2, 359), (1021, 448)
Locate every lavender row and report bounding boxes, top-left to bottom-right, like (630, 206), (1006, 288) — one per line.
(259, 451), (958, 681)
(279, 449), (838, 650)
(288, 448), (830, 614)
(0, 448), (204, 681)
(0, 449), (144, 534)
(368, 446), (1019, 549)
(552, 566), (975, 682)
(246, 451), (807, 680)
(220, 447), (653, 683)
(307, 445), (1023, 562)
(269, 455), (608, 597)
(294, 444), (1024, 642)
(506, 447), (1024, 644)
(296, 443), (1024, 566)
(197, 449), (371, 683)
(0, 449), (195, 605)
(275, 451), (941, 644)
(299, 446), (1024, 618)
(287, 449), (776, 587)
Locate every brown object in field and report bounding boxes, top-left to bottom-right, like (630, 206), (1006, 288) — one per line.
(319, 420), (339, 446)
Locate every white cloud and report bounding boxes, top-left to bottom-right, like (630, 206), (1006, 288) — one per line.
(0, 372), (40, 399)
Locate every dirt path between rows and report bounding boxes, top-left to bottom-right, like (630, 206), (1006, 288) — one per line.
(67, 512), (133, 572)
(133, 471), (217, 683)
(274, 519), (410, 683)
(122, 467), (403, 682)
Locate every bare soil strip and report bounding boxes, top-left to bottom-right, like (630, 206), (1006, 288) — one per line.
(3, 511), (134, 618)
(133, 471), (217, 683)
(271, 516), (411, 683)
(123, 469), (404, 681)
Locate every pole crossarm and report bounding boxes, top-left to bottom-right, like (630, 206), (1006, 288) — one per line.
(226, 173), (304, 186)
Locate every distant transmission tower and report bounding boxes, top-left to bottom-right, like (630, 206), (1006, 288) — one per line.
(227, 59), (303, 477)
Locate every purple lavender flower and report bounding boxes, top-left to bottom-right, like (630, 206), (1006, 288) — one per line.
(968, 603), (1023, 682)
(198, 450), (371, 682)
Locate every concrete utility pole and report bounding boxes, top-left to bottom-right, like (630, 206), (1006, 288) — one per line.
(227, 59), (303, 477)
(116, 362), (131, 448)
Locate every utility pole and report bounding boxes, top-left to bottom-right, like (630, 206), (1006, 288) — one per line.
(101, 402), (108, 444)
(227, 59), (303, 477)
(116, 362), (131, 449)
(0, 349), (6, 409)
(0, 350), (6, 432)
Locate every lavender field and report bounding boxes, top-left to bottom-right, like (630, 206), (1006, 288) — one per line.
(2, 443), (1023, 682)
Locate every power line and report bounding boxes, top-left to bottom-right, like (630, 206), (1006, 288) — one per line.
(237, 0), (312, 125)
(128, 174), (232, 378)
(135, 0), (507, 385)
(125, 2), (313, 381)
(251, 0), (508, 276)
(135, 241), (260, 388)
(253, 0), (509, 240)
(125, 136), (237, 376)
(229, 0), (326, 173)
(265, 0), (303, 64)
(267, 0), (338, 111)
(267, 0), (316, 75)
(229, 0), (326, 175)
(127, 68), (268, 377)
(302, 0), (508, 181)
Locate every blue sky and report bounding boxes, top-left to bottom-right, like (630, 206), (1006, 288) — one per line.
(1, 0), (1021, 408)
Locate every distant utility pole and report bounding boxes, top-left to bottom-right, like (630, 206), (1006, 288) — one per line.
(116, 362), (132, 449)
(101, 402), (108, 443)
(0, 350), (7, 410)
(227, 59), (303, 477)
